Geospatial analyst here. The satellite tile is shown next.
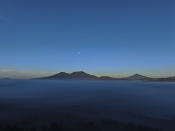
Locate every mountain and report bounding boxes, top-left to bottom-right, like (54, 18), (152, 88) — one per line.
(39, 71), (98, 80)
(99, 76), (117, 80)
(43, 72), (70, 79)
(122, 74), (152, 81)
(35, 71), (175, 82)
(68, 71), (98, 79)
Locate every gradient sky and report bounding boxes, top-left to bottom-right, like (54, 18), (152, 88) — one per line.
(0, 0), (175, 78)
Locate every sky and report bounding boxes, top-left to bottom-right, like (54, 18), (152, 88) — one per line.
(0, 0), (175, 78)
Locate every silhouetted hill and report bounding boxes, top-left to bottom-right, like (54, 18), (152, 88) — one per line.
(123, 74), (152, 81)
(35, 71), (175, 82)
(43, 72), (70, 79)
(40, 71), (98, 80)
(153, 76), (175, 82)
(69, 71), (98, 79)
(99, 76), (117, 80)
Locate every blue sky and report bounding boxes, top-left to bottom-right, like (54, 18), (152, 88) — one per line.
(0, 0), (175, 78)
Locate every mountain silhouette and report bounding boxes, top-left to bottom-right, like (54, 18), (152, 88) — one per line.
(35, 71), (175, 81)
(43, 72), (70, 79)
(123, 74), (152, 80)
(40, 71), (98, 80)
(99, 76), (117, 80)
(153, 76), (175, 82)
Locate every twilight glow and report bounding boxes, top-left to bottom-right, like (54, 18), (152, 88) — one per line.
(0, 0), (175, 78)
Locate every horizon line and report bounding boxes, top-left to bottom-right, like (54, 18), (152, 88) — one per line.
(1, 70), (175, 79)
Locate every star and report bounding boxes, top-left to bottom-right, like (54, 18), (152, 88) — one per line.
(77, 52), (81, 55)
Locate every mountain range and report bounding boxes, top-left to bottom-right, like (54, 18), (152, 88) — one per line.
(35, 71), (175, 81)
(40, 71), (98, 80)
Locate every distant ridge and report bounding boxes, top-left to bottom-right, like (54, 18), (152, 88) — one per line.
(153, 76), (175, 82)
(122, 74), (152, 81)
(35, 71), (175, 82)
(44, 72), (70, 79)
(39, 71), (98, 80)
(99, 76), (116, 80)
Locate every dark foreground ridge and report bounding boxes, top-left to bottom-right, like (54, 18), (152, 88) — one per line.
(34, 71), (175, 81)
